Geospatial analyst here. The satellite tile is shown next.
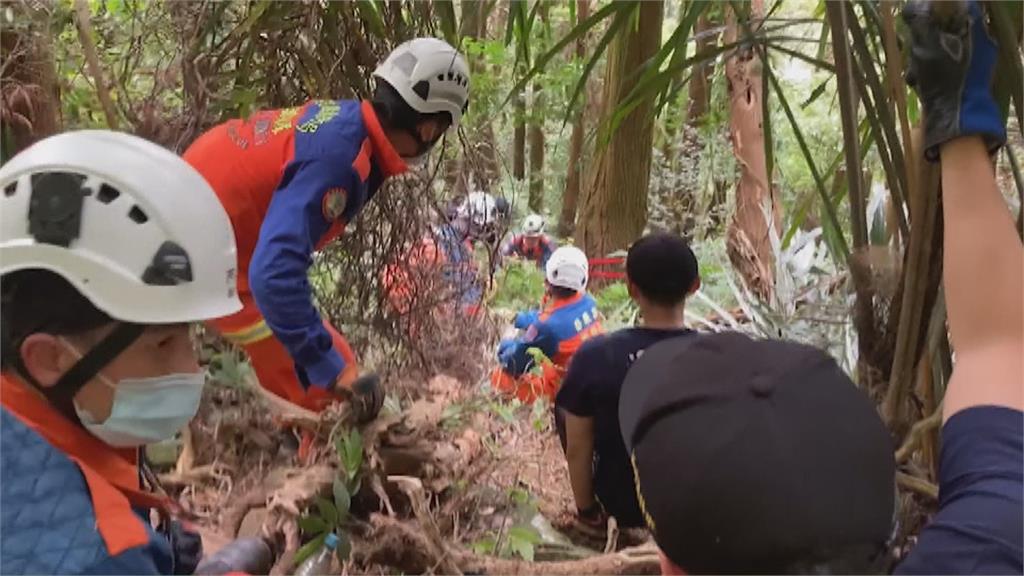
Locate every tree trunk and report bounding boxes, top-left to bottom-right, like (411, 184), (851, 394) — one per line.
(526, 4), (549, 212)
(577, 1), (664, 260)
(558, 0), (591, 238)
(675, 11), (720, 239)
(513, 93), (526, 181)
(527, 82), (545, 212)
(686, 14), (718, 128)
(1, 0), (62, 155)
(724, 0), (778, 302)
(462, 0), (500, 189)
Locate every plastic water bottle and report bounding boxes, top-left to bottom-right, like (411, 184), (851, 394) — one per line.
(193, 537), (274, 575)
(295, 532), (338, 576)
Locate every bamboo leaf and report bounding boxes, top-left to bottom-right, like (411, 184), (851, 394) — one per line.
(847, 2), (908, 211)
(504, 0), (520, 45)
(815, 17), (830, 61)
(355, 0), (386, 39)
(765, 42), (835, 72)
(827, 0), (868, 250)
(763, 50), (775, 186)
(561, 3), (636, 124)
(767, 63), (851, 261)
(435, 0), (458, 45)
(800, 78), (830, 108)
(501, 0), (626, 110)
(612, 37), (748, 130)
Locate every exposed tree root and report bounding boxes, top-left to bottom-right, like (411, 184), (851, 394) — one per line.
(362, 515), (661, 575)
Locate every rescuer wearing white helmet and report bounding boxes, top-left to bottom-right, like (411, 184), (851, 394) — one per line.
(182, 37), (470, 434)
(492, 245), (604, 403)
(0, 130), (267, 574)
(502, 213), (556, 268)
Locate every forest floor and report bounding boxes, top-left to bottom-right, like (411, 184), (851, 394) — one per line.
(158, 341), (656, 575)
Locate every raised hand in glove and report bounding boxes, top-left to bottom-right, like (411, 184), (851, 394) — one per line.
(903, 0), (1005, 160)
(514, 310), (540, 330)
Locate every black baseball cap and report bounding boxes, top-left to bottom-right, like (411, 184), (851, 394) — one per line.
(620, 332), (895, 574)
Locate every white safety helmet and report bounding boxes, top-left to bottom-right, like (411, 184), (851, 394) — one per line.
(457, 192), (497, 230)
(522, 213), (545, 237)
(0, 130), (242, 324)
(374, 37), (471, 127)
(546, 246), (589, 292)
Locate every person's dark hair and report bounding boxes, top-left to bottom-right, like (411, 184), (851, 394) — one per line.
(0, 269), (113, 373)
(548, 285), (578, 300)
(371, 80), (452, 133)
(626, 233), (698, 307)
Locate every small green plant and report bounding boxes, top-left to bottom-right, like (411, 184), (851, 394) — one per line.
(471, 487), (543, 561)
(295, 429), (364, 566)
(207, 348), (253, 388)
(529, 397), (551, 434)
(440, 396), (488, 431)
(490, 261), (545, 312)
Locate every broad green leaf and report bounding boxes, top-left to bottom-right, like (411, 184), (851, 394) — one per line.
(333, 477), (351, 520)
(507, 531), (535, 561)
(472, 537), (496, 555)
(335, 531), (353, 563)
(294, 532), (327, 567)
(509, 487), (530, 505)
(508, 525), (542, 544)
(343, 430), (363, 482)
(316, 496), (338, 527)
(299, 514), (328, 536)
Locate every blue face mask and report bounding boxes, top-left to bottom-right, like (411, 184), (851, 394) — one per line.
(63, 340), (206, 448)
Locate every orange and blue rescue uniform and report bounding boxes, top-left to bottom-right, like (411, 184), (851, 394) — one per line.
(491, 292), (603, 403)
(184, 100), (407, 411)
(502, 234), (555, 268)
(0, 373), (183, 574)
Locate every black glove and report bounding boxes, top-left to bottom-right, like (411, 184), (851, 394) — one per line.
(350, 373), (384, 424)
(903, 0), (1005, 161)
(164, 520), (203, 575)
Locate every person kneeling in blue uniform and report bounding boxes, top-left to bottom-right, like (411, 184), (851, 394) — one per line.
(0, 132), (263, 575)
(491, 246), (603, 403)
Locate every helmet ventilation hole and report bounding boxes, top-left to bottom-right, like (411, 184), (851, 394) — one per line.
(128, 205), (148, 224)
(412, 80), (430, 100)
(3, 182), (15, 197)
(96, 183), (121, 204)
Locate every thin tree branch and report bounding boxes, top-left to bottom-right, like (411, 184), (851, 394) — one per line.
(73, 0), (119, 129)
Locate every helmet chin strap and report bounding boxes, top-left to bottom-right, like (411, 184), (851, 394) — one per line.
(25, 322), (146, 425)
(405, 127), (443, 158)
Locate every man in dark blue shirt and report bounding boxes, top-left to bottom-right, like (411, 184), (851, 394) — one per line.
(619, 2), (1022, 574)
(556, 233), (700, 529)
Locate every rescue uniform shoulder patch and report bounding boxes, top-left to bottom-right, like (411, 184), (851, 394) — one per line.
(322, 188), (348, 221)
